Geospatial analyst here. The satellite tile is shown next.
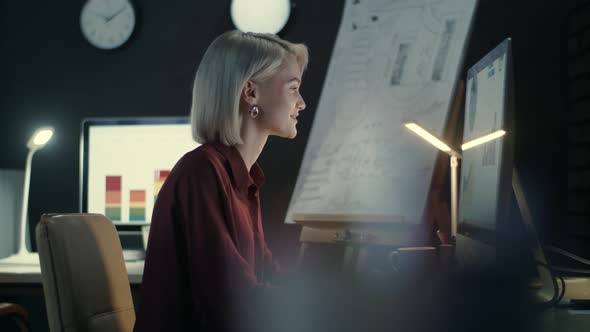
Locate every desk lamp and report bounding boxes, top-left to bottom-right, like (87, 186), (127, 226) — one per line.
(404, 122), (505, 241)
(0, 127), (54, 265)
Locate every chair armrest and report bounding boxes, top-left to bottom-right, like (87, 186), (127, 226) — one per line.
(0, 302), (29, 331)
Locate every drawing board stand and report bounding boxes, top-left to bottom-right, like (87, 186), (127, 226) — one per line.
(295, 80), (466, 274)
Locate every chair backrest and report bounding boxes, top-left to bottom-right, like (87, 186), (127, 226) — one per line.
(36, 213), (135, 332)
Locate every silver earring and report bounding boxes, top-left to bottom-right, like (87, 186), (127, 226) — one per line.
(249, 105), (259, 118)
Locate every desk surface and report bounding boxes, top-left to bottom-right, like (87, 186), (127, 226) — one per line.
(537, 307), (590, 332)
(0, 260), (144, 284)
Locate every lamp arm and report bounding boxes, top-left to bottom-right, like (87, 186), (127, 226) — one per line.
(17, 149), (35, 255)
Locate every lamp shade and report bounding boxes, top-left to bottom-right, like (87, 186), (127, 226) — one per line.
(27, 127), (54, 150)
(230, 0), (291, 34)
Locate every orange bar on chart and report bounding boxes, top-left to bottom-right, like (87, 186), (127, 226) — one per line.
(129, 190), (146, 222)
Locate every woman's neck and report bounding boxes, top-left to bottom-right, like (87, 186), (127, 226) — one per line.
(235, 121), (268, 171)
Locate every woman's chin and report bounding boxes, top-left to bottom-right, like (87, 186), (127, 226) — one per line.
(269, 125), (298, 139)
(274, 127), (297, 139)
(287, 128), (298, 139)
(279, 132), (297, 139)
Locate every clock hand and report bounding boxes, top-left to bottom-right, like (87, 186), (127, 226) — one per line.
(90, 11), (109, 21)
(105, 5), (128, 23)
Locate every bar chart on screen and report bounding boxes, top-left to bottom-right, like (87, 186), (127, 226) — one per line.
(82, 118), (197, 224)
(103, 169), (171, 223)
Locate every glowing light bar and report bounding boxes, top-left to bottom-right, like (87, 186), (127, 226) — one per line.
(461, 130), (506, 151)
(404, 123), (451, 152)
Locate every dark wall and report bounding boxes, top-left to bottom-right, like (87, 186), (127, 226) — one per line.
(0, 0), (580, 266)
(0, 0), (345, 266)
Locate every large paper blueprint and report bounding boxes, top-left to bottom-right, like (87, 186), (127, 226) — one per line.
(287, 0), (478, 224)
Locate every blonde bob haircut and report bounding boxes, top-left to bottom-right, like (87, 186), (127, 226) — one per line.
(191, 30), (309, 145)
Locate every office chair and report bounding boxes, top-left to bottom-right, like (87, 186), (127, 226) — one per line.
(0, 302), (29, 331)
(36, 213), (135, 332)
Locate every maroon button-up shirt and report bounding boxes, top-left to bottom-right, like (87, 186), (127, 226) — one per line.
(134, 142), (274, 332)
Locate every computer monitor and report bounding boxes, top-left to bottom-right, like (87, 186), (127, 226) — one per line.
(456, 39), (590, 303)
(80, 117), (198, 226)
(456, 38), (515, 268)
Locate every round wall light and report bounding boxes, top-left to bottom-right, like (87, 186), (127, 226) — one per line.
(230, 0), (291, 34)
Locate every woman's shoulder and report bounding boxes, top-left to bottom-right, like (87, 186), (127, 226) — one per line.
(172, 144), (225, 174)
(153, 145), (228, 209)
(166, 143), (230, 186)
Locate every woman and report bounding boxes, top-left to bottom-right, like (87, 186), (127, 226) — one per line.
(133, 30), (308, 332)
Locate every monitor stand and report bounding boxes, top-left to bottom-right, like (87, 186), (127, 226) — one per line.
(115, 223), (147, 261)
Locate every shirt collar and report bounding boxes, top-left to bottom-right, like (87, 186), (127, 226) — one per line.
(210, 142), (265, 192)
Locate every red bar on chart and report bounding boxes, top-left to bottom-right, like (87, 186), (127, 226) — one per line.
(105, 175), (121, 221)
(154, 170), (170, 203)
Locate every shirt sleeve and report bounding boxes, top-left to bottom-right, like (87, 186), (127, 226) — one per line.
(261, 243), (281, 281)
(174, 159), (269, 330)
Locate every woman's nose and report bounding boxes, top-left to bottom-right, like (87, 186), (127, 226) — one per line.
(297, 96), (306, 111)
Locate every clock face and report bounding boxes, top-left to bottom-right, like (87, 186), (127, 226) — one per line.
(80, 0), (135, 50)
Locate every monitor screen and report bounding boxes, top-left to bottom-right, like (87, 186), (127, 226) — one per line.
(458, 38), (514, 245)
(80, 117), (199, 225)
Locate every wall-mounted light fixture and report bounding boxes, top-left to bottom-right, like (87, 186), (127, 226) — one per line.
(230, 0), (291, 34)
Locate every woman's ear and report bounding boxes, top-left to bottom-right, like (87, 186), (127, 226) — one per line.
(242, 80), (259, 105)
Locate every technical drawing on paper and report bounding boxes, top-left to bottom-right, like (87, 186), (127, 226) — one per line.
(287, 0), (478, 224)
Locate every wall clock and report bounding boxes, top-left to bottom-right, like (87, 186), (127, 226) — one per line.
(80, 0), (136, 50)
